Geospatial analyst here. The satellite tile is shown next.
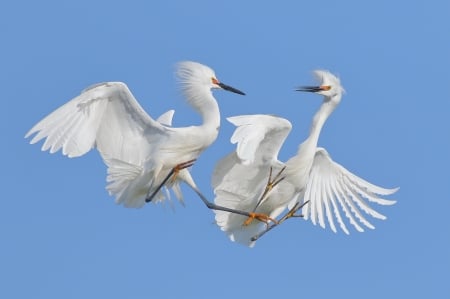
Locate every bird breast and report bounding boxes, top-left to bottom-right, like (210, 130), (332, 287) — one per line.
(158, 125), (218, 167)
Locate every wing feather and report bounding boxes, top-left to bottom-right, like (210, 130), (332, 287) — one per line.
(25, 82), (180, 207)
(328, 185), (348, 234)
(212, 115), (294, 246)
(336, 179), (365, 232)
(26, 82), (168, 163)
(48, 112), (81, 154)
(308, 170), (319, 225)
(342, 176), (386, 220)
(303, 147), (398, 233)
(340, 181), (373, 231)
(316, 175), (325, 228)
(302, 182), (312, 221)
(227, 115), (291, 165)
(156, 110), (175, 127)
(323, 177), (336, 232)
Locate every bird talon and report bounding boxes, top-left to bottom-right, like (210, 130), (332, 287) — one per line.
(175, 159), (197, 171)
(281, 201), (309, 221)
(169, 159), (197, 183)
(243, 212), (277, 227)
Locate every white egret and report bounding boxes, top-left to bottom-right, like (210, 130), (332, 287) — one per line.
(26, 61), (271, 219)
(213, 70), (399, 247)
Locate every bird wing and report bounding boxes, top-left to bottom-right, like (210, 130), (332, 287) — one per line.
(25, 82), (169, 164)
(213, 152), (274, 247)
(227, 114), (292, 165)
(300, 147), (399, 234)
(213, 114), (291, 190)
(212, 115), (292, 246)
(156, 109), (175, 127)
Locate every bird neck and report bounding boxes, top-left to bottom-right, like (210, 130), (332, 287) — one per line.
(186, 87), (221, 130)
(284, 94), (340, 188)
(298, 96), (339, 157)
(309, 100), (335, 143)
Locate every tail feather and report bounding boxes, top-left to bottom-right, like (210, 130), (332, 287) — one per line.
(104, 158), (147, 208)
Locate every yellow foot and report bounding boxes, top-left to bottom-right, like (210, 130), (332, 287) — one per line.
(276, 200), (310, 223)
(243, 212), (278, 227)
(169, 159), (196, 183)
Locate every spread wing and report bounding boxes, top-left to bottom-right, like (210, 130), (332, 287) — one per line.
(25, 82), (180, 208)
(213, 115), (292, 247)
(298, 147), (399, 234)
(25, 82), (170, 165)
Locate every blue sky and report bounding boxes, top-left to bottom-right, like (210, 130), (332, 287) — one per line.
(2, 0), (449, 298)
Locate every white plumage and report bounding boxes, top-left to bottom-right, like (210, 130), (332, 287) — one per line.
(26, 61), (245, 208)
(213, 70), (398, 247)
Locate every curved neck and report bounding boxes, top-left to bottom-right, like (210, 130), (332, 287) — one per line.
(298, 95), (340, 156)
(203, 93), (221, 129)
(285, 93), (341, 187)
(308, 101), (334, 145)
(184, 87), (221, 130)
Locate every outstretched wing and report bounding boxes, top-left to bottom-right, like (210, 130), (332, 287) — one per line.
(213, 115), (292, 247)
(25, 82), (178, 208)
(299, 147), (399, 234)
(25, 82), (170, 165)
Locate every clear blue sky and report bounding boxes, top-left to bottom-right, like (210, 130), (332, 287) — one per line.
(2, 1), (449, 298)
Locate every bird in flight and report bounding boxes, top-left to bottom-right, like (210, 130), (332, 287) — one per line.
(26, 61), (273, 221)
(213, 70), (399, 247)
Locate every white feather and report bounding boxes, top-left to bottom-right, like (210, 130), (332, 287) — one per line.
(26, 61), (244, 209)
(213, 70), (398, 246)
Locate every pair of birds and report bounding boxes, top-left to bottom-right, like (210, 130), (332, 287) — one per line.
(26, 61), (398, 247)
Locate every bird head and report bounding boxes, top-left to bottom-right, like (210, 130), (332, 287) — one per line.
(296, 70), (344, 101)
(177, 61), (245, 96)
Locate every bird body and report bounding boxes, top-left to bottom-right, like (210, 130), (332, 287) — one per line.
(284, 93), (340, 192)
(213, 114), (295, 245)
(213, 70), (398, 247)
(26, 61), (245, 208)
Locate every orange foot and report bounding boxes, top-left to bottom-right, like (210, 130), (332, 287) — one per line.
(243, 212), (278, 227)
(169, 159), (196, 183)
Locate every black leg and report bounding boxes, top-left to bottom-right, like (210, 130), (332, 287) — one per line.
(145, 159), (196, 203)
(191, 186), (277, 223)
(144, 160), (275, 224)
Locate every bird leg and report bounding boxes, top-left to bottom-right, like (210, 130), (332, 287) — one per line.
(145, 159), (196, 203)
(189, 186), (277, 225)
(281, 201), (308, 219)
(242, 166), (286, 226)
(256, 166), (286, 208)
(250, 200), (310, 242)
(169, 159), (196, 183)
(144, 160), (274, 225)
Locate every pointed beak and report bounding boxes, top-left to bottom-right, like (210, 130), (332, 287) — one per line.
(218, 82), (246, 95)
(296, 85), (331, 93)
